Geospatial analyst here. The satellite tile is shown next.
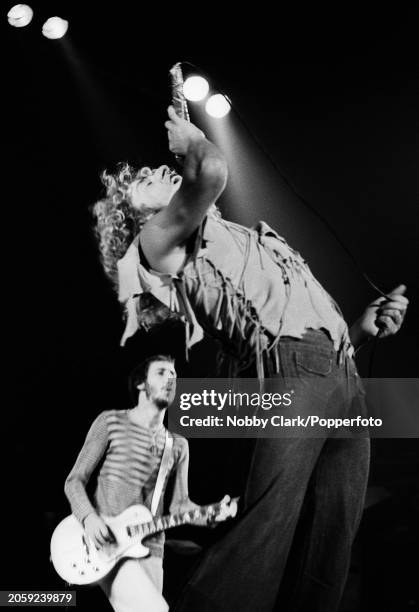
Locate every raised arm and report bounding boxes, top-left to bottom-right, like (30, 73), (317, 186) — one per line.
(140, 106), (228, 273)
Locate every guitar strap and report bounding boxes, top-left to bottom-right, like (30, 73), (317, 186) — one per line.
(150, 430), (173, 516)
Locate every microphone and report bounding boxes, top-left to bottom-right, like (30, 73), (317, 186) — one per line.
(169, 62), (190, 165)
(169, 62), (190, 121)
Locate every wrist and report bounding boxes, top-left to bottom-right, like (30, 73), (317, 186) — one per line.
(82, 511), (97, 527)
(186, 132), (206, 152)
(349, 320), (369, 350)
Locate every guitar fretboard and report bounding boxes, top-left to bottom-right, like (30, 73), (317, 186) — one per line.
(127, 503), (220, 539)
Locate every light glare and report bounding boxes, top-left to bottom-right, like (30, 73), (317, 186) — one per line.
(183, 76), (209, 102)
(205, 94), (231, 118)
(7, 4), (33, 27)
(42, 16), (68, 39)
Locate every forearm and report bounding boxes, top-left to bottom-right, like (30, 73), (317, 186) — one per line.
(169, 439), (192, 512)
(349, 319), (370, 351)
(64, 475), (96, 524)
(173, 136), (228, 226)
(182, 136), (228, 191)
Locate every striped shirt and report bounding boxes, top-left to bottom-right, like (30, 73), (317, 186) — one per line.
(64, 410), (189, 557)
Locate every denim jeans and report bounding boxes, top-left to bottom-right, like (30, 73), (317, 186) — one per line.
(174, 330), (370, 612)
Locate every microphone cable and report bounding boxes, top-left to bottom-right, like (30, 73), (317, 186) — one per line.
(175, 60), (401, 376)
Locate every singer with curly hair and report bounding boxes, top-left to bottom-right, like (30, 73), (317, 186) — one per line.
(92, 106), (408, 612)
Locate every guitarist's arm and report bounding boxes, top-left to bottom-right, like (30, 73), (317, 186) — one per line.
(169, 438), (208, 525)
(64, 412), (114, 547)
(169, 438), (235, 526)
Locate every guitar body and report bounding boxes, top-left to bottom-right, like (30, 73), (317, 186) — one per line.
(50, 505), (153, 585)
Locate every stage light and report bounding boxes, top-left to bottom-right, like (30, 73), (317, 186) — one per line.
(205, 94), (231, 118)
(42, 16), (68, 39)
(183, 76), (209, 102)
(7, 4), (33, 27)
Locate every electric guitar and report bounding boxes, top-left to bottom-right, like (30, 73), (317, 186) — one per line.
(50, 497), (238, 585)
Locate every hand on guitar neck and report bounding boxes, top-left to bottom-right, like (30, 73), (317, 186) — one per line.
(172, 494), (238, 527)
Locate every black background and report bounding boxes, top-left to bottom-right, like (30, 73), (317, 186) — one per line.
(5, 3), (419, 610)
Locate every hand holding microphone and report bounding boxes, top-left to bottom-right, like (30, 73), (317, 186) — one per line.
(165, 105), (205, 157)
(169, 62), (190, 122)
(373, 284), (408, 338)
(169, 62), (194, 164)
(359, 284), (409, 341)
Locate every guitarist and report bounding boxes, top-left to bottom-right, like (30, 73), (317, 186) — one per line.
(64, 355), (225, 612)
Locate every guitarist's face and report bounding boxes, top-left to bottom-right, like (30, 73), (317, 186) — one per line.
(144, 360), (177, 409)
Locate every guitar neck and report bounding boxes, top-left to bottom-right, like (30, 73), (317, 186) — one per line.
(128, 502), (223, 539)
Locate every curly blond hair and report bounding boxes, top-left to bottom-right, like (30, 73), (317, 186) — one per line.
(91, 163), (157, 290)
